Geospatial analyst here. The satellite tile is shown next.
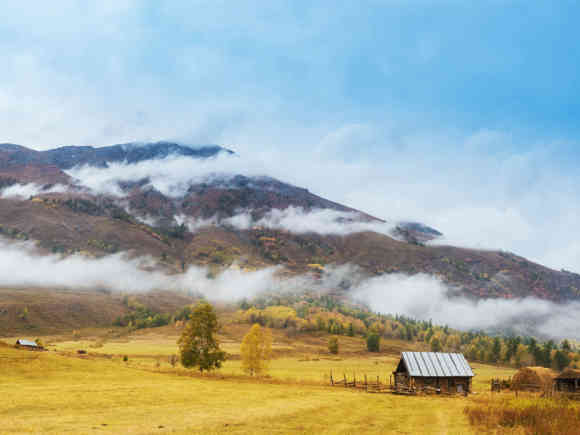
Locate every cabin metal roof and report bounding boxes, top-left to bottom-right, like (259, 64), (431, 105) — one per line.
(17, 339), (38, 347)
(401, 352), (474, 378)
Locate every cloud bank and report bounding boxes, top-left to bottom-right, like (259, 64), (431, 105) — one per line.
(0, 183), (68, 199)
(64, 153), (267, 198)
(176, 206), (395, 237)
(1, 238), (579, 339)
(352, 273), (580, 340)
(0, 239), (278, 302)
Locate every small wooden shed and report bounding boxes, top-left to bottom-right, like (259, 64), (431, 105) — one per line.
(15, 339), (43, 350)
(393, 352), (474, 394)
(554, 368), (580, 393)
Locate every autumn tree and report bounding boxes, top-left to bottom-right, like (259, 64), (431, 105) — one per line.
(178, 301), (226, 373)
(328, 336), (339, 354)
(430, 336), (442, 352)
(19, 306), (29, 321)
(241, 323), (272, 376)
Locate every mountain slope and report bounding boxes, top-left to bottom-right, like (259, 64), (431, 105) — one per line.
(0, 141), (579, 303)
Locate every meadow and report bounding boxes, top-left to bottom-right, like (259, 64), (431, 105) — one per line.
(0, 323), (523, 434)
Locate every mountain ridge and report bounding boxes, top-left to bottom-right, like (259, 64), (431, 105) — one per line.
(0, 141), (579, 304)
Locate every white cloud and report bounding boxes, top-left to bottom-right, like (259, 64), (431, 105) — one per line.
(0, 183), (68, 199)
(175, 214), (219, 233)
(353, 272), (580, 340)
(253, 207), (393, 236)
(0, 238), (277, 302)
(173, 206), (395, 237)
(64, 153), (267, 198)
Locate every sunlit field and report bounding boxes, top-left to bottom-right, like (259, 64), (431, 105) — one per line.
(0, 325), (521, 434)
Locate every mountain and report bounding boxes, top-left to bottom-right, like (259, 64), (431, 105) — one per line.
(0, 141), (233, 170)
(1, 141), (579, 304)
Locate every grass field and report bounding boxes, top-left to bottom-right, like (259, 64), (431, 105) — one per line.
(0, 327), (518, 434)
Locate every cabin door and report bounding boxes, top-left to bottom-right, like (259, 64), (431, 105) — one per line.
(448, 379), (456, 392)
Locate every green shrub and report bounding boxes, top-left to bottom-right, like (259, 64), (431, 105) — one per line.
(366, 333), (380, 352)
(328, 337), (339, 354)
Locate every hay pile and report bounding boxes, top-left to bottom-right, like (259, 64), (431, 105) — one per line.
(511, 366), (556, 391)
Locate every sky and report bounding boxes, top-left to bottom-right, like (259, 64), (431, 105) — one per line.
(2, 1), (580, 272)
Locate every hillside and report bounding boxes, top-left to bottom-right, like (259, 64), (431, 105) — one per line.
(0, 288), (196, 335)
(0, 141), (579, 304)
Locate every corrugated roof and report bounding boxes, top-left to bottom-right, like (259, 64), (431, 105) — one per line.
(401, 352), (474, 377)
(17, 339), (38, 347)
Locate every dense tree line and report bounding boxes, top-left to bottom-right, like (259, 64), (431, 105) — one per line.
(236, 294), (580, 370)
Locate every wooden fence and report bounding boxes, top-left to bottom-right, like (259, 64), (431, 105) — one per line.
(329, 372), (465, 396)
(329, 371), (390, 393)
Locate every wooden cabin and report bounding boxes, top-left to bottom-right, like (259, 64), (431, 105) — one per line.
(393, 352), (474, 394)
(554, 369), (580, 393)
(15, 339), (43, 350)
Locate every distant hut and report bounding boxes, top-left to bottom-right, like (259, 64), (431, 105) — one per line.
(15, 339), (43, 350)
(393, 352), (474, 394)
(511, 366), (556, 392)
(554, 369), (580, 393)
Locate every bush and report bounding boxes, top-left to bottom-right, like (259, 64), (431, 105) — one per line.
(328, 337), (339, 354)
(366, 333), (380, 352)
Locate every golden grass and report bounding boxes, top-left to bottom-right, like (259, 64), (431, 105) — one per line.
(0, 330), (518, 434)
(464, 394), (580, 434)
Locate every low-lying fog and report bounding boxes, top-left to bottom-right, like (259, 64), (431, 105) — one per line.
(1, 239), (578, 340)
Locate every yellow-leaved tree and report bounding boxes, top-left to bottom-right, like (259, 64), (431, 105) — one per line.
(241, 323), (272, 376)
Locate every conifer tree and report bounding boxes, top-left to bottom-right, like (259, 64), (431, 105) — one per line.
(241, 323), (272, 376)
(178, 301), (226, 373)
(366, 333), (380, 352)
(347, 322), (354, 337)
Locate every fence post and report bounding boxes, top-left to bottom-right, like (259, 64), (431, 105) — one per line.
(344, 374), (347, 388)
(365, 374), (368, 392)
(330, 370), (334, 386)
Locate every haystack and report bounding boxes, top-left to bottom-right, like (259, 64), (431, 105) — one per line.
(511, 366), (556, 391)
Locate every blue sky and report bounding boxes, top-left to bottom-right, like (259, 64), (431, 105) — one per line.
(2, 1), (580, 271)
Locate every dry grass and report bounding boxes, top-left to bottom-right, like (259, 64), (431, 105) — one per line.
(1, 343), (474, 434)
(0, 330), (519, 434)
(464, 395), (580, 434)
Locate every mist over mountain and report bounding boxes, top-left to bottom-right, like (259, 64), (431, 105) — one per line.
(1, 140), (580, 339)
